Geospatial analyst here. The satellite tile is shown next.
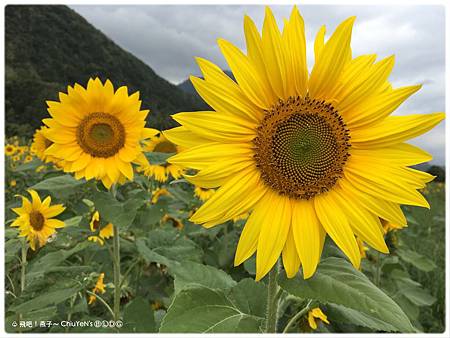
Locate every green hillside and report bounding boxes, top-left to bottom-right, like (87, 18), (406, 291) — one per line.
(5, 5), (207, 136)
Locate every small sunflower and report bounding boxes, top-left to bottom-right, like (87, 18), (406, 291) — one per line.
(166, 6), (444, 280)
(87, 210), (114, 246)
(32, 126), (55, 163)
(308, 307), (330, 330)
(5, 144), (17, 156)
(137, 131), (184, 182)
(151, 187), (171, 204)
(88, 272), (106, 305)
(43, 78), (158, 189)
(162, 214), (184, 230)
(194, 186), (216, 201)
(10, 179), (17, 187)
(11, 190), (65, 250)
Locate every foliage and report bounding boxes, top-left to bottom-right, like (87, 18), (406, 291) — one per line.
(4, 137), (445, 333)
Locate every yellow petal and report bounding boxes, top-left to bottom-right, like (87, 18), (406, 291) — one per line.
(351, 113), (445, 148)
(163, 126), (211, 149)
(256, 191), (291, 281)
(172, 111), (256, 143)
(168, 142), (253, 170)
(314, 25), (326, 63)
(284, 6), (308, 96)
(309, 17), (355, 99)
(195, 57), (264, 122)
(185, 158), (253, 188)
(338, 177), (406, 226)
(291, 199), (325, 279)
(261, 7), (288, 99)
(333, 186), (388, 253)
(45, 219), (65, 229)
(346, 85), (421, 128)
(218, 38), (273, 109)
(42, 204), (66, 218)
(243, 15), (277, 105)
(234, 194), (270, 266)
(28, 190), (42, 210)
(314, 190), (361, 269)
(190, 166), (267, 227)
(282, 228), (301, 278)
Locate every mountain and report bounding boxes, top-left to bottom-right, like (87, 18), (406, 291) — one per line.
(5, 5), (206, 136)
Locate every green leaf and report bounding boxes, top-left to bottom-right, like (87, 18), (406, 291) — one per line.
(63, 216), (83, 227)
(145, 152), (174, 165)
(91, 191), (145, 228)
(122, 297), (156, 333)
(399, 287), (436, 306)
(27, 241), (90, 278)
(278, 257), (414, 333)
(326, 304), (398, 332)
(31, 174), (84, 191)
(160, 280), (266, 333)
(10, 288), (78, 313)
(397, 249), (437, 272)
(170, 261), (236, 293)
(12, 159), (42, 172)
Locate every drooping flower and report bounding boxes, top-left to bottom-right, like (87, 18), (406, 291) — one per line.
(194, 186), (216, 201)
(11, 190), (65, 250)
(137, 131), (184, 182)
(165, 6), (444, 280)
(88, 272), (106, 305)
(308, 307), (330, 330)
(43, 78), (158, 189)
(87, 210), (114, 246)
(151, 187), (171, 204)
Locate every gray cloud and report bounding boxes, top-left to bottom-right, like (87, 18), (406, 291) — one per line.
(71, 4), (445, 164)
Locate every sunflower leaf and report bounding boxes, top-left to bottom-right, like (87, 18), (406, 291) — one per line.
(145, 152), (174, 165)
(278, 257), (415, 333)
(159, 279), (266, 333)
(31, 174), (84, 191)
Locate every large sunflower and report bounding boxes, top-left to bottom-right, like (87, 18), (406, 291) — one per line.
(166, 7), (444, 280)
(43, 78), (158, 188)
(11, 190), (65, 250)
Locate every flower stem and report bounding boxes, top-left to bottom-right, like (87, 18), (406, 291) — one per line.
(112, 224), (121, 321)
(282, 299), (313, 333)
(265, 261), (280, 333)
(20, 238), (27, 293)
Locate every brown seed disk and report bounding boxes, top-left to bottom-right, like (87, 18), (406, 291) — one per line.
(253, 95), (351, 200)
(76, 112), (126, 158)
(29, 211), (45, 231)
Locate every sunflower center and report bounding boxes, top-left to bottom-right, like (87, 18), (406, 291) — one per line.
(29, 211), (45, 231)
(153, 140), (177, 153)
(254, 96), (351, 200)
(76, 112), (125, 158)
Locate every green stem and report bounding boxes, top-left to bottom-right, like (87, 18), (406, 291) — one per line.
(265, 261), (280, 333)
(282, 300), (313, 333)
(20, 238), (27, 293)
(113, 224), (121, 321)
(375, 251), (381, 287)
(86, 290), (115, 318)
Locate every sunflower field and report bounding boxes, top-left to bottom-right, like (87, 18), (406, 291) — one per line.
(3, 5), (446, 335)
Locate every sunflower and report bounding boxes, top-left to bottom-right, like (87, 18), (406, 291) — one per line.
(88, 272), (106, 305)
(11, 190), (65, 250)
(137, 131), (184, 182)
(43, 78), (158, 189)
(165, 7), (444, 280)
(151, 187), (171, 204)
(194, 186), (216, 201)
(87, 210), (114, 246)
(5, 144), (17, 156)
(32, 126), (55, 163)
(308, 307), (330, 330)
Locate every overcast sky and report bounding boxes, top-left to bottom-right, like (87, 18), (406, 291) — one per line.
(71, 5), (445, 164)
